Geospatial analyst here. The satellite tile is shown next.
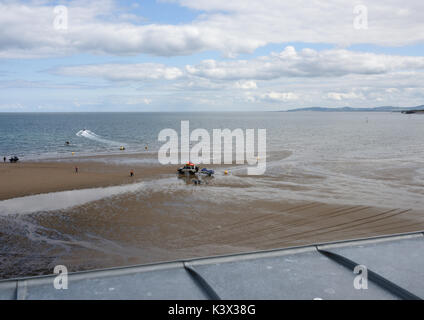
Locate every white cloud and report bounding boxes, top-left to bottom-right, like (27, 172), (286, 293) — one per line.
(55, 47), (424, 83)
(55, 63), (184, 81)
(171, 79), (226, 91)
(244, 91), (299, 103)
(327, 91), (365, 100)
(261, 91), (299, 102)
(2, 0), (424, 58)
(46, 46), (424, 110)
(186, 46), (424, 80)
(234, 80), (257, 89)
(385, 88), (399, 93)
(0, 0), (208, 58)
(125, 97), (152, 105)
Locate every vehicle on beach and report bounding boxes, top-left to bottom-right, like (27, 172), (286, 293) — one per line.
(9, 156), (19, 163)
(177, 162), (199, 175)
(199, 168), (214, 176)
(177, 163), (215, 177)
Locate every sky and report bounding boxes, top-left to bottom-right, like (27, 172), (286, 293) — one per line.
(0, 0), (424, 112)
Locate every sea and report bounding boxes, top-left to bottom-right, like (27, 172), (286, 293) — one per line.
(0, 111), (423, 160)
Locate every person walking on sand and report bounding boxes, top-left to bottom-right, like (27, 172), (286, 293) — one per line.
(130, 170), (134, 177)
(75, 166), (78, 173)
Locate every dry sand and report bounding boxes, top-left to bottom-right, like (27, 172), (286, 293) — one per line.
(0, 160), (168, 200)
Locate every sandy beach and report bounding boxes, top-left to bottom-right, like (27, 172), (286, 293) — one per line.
(1, 152), (424, 279)
(0, 158), (167, 200)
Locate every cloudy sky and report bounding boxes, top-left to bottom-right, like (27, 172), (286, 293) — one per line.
(1, 0), (424, 111)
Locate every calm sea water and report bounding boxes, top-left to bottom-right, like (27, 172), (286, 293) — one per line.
(1, 111), (423, 161)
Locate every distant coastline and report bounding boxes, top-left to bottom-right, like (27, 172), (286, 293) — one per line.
(283, 105), (424, 113)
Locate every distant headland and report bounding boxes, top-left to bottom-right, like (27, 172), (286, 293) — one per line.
(283, 105), (424, 113)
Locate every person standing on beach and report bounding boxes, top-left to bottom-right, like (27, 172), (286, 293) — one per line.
(130, 170), (134, 177)
(75, 166), (78, 173)
(3, 156), (5, 163)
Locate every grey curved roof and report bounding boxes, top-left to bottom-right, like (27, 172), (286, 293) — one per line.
(0, 231), (423, 300)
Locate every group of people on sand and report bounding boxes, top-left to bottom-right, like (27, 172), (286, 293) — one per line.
(74, 165), (135, 177)
(3, 154), (135, 179)
(4, 156), (19, 163)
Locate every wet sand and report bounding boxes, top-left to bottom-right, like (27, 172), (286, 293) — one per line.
(2, 194), (424, 279)
(1, 154), (424, 279)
